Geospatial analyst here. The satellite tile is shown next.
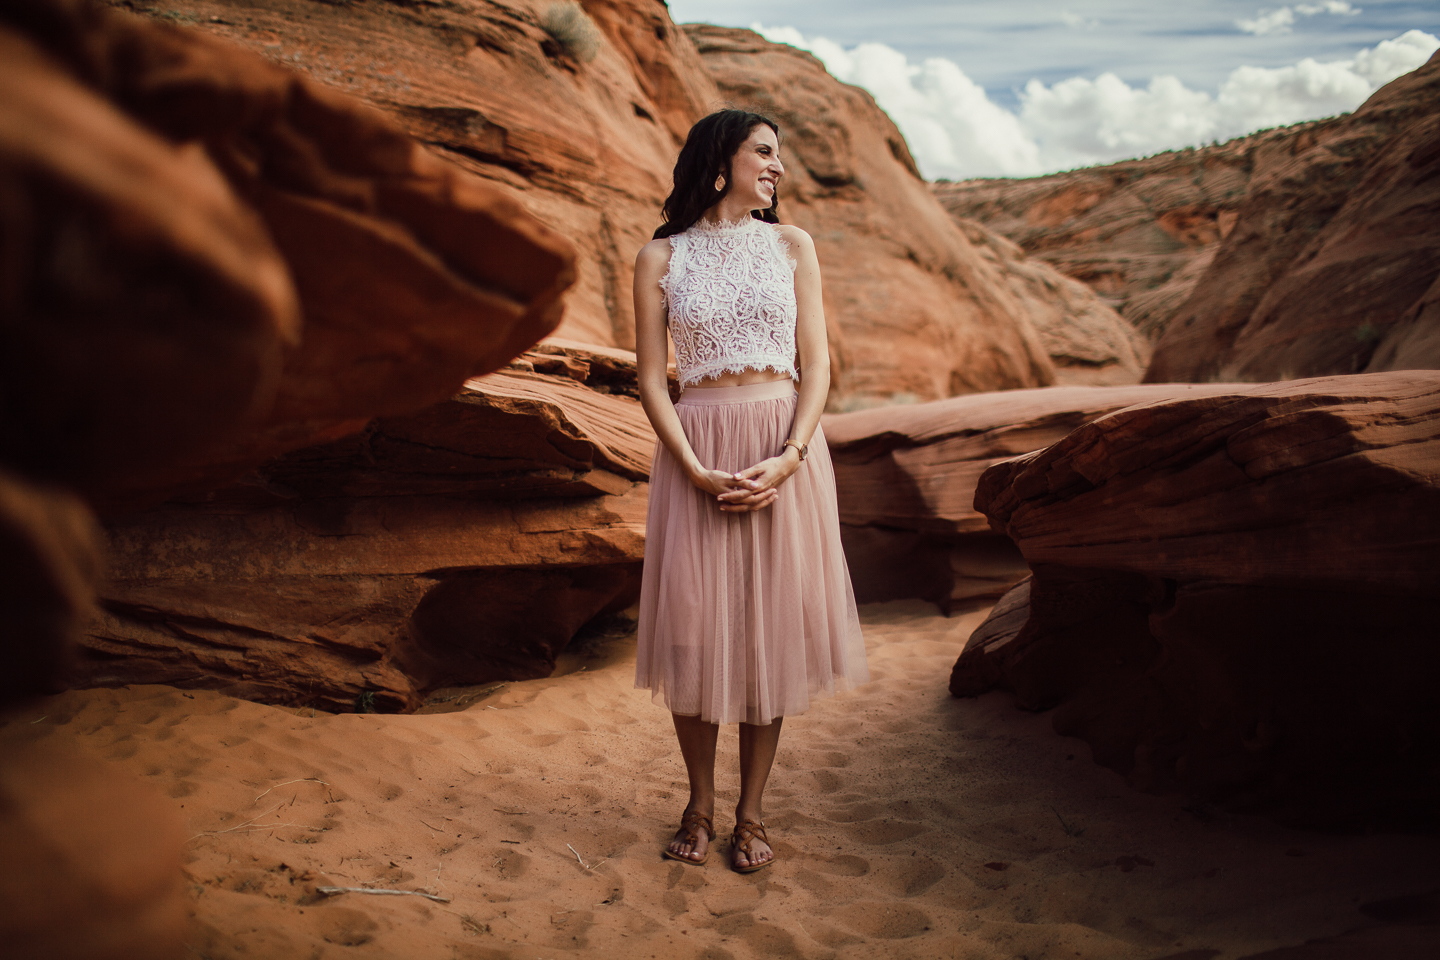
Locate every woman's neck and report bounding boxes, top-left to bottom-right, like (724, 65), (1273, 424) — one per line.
(700, 198), (761, 226)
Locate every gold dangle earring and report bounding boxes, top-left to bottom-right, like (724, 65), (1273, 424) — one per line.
(714, 173), (726, 192)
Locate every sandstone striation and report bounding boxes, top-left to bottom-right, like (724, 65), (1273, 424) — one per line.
(1146, 50), (1440, 383)
(956, 371), (1440, 825)
(823, 383), (1241, 611)
(954, 218), (1150, 385)
(82, 350), (654, 712)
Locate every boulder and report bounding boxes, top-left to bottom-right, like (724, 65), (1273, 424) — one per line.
(0, 12), (299, 500)
(1, 0), (577, 508)
(958, 371), (1440, 825)
(823, 383), (1243, 611)
(1145, 51), (1440, 383)
(81, 350), (655, 712)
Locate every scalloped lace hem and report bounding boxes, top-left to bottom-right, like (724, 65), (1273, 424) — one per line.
(680, 361), (798, 389)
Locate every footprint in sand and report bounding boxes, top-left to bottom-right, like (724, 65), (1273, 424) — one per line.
(836, 900), (932, 939)
(841, 818), (927, 845)
(871, 855), (947, 896)
(812, 853), (870, 877)
(316, 907), (379, 946)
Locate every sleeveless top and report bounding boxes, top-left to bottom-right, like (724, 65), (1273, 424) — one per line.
(659, 216), (798, 389)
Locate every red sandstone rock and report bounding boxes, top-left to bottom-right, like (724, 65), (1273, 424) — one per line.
(1145, 51), (1440, 383)
(823, 383), (1244, 610)
(933, 129), (1275, 337)
(2, 0), (578, 507)
(82, 354), (655, 711)
(0, 740), (187, 960)
(120, 0), (715, 353)
(0, 15), (299, 496)
(960, 371), (1440, 825)
(954, 219), (1150, 385)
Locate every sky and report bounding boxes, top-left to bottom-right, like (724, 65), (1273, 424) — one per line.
(664, 0), (1440, 179)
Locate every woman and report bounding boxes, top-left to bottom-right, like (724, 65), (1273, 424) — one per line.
(633, 110), (868, 873)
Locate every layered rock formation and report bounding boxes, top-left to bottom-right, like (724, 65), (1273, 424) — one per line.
(105, 0), (715, 353)
(1147, 50), (1440, 383)
(954, 219), (1150, 385)
(823, 383), (1239, 611)
(932, 129), (1280, 336)
(1, 0), (588, 706)
(688, 25), (1151, 401)
(954, 372), (1440, 825)
(82, 347), (654, 712)
(3, 0), (576, 509)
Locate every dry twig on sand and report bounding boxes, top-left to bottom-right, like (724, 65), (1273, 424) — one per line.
(318, 886), (452, 904)
(255, 778), (329, 802)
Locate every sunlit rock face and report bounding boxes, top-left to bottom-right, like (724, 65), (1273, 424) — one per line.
(956, 371), (1440, 827)
(98, 0), (717, 353)
(1145, 50), (1440, 384)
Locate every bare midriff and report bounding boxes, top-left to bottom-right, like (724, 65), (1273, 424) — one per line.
(687, 369), (793, 388)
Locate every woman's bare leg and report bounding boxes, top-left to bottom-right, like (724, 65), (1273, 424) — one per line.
(734, 718), (783, 869)
(669, 712), (719, 861)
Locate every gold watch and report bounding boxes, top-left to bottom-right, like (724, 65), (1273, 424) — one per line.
(783, 439), (808, 461)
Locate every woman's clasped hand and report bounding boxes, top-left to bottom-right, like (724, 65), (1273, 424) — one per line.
(691, 448), (802, 512)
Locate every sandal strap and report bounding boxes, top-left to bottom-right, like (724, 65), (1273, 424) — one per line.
(679, 810), (715, 841)
(732, 818), (767, 853)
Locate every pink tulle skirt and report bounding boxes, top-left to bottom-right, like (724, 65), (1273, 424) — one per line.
(635, 380), (869, 725)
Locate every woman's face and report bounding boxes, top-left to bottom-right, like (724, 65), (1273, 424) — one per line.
(726, 124), (784, 210)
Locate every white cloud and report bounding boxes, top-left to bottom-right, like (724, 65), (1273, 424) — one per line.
(753, 24), (1438, 179)
(1237, 2), (1361, 37)
(1238, 8), (1297, 36)
(1061, 11), (1100, 30)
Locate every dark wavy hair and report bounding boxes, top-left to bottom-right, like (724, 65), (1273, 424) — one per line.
(653, 110), (781, 239)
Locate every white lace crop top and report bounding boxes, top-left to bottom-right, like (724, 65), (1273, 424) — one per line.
(659, 216), (798, 389)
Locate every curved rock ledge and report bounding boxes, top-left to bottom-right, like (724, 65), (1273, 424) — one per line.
(956, 371), (1440, 825)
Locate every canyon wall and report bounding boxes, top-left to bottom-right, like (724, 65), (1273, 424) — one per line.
(938, 51), (1440, 386)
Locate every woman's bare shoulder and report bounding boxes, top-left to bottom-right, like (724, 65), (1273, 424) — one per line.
(773, 223), (815, 250)
(636, 236), (673, 269)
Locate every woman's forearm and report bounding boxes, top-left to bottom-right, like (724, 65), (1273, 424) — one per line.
(787, 360), (829, 453)
(640, 380), (705, 481)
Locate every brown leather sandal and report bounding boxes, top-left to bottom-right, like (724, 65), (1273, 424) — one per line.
(662, 810), (715, 865)
(730, 819), (776, 873)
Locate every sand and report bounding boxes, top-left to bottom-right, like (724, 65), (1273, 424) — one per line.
(2, 600), (1437, 959)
